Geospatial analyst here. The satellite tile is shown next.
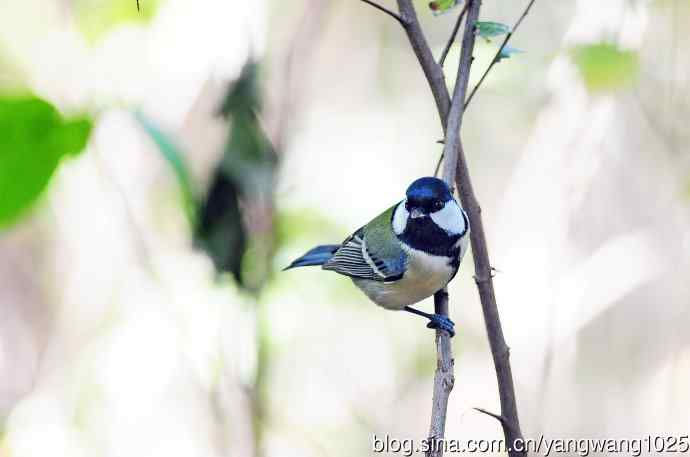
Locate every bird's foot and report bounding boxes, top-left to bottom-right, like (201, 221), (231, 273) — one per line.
(426, 314), (455, 337)
(403, 306), (456, 337)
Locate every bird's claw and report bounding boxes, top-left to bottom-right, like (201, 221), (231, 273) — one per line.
(426, 314), (455, 337)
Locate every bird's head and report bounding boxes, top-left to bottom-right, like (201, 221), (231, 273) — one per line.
(393, 177), (467, 237)
(404, 177), (453, 218)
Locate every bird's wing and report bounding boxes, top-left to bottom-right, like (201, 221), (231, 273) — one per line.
(323, 203), (407, 282)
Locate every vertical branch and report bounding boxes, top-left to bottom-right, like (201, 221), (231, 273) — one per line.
(449, 4), (529, 455)
(454, 147), (525, 457)
(440, 0), (481, 187)
(364, 1), (527, 456)
(427, 289), (453, 457)
(395, 2), (458, 456)
(430, 2), (480, 455)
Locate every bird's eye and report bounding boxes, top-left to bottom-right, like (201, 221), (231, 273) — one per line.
(405, 201), (412, 212)
(433, 200), (444, 211)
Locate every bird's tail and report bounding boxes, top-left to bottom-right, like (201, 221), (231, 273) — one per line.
(284, 245), (340, 270)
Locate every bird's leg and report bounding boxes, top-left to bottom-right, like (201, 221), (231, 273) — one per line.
(404, 306), (455, 337)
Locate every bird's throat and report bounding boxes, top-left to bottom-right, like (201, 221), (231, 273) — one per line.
(397, 217), (460, 257)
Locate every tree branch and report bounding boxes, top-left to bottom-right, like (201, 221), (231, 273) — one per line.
(428, 289), (454, 457)
(360, 0), (407, 27)
(440, 0), (481, 186)
(390, 1), (527, 456)
(446, 5), (527, 456)
(394, 3), (456, 455)
(464, 0), (536, 110)
(451, 83), (527, 457)
(438, 2), (469, 67)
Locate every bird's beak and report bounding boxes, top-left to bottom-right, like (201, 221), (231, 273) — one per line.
(409, 208), (425, 219)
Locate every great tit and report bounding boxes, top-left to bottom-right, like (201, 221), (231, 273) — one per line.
(285, 177), (470, 336)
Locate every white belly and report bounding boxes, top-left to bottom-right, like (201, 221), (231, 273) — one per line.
(352, 247), (456, 310)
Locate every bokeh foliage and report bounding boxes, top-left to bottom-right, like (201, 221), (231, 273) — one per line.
(74, 0), (161, 42)
(571, 42), (639, 92)
(428, 0), (462, 15)
(0, 95), (92, 228)
(143, 62), (278, 292)
(196, 62), (277, 291)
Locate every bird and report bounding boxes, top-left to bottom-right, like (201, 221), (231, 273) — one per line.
(285, 177), (470, 336)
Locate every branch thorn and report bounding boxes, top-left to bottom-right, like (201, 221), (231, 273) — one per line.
(473, 407), (507, 424)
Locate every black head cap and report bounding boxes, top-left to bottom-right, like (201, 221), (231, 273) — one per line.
(406, 177), (452, 203)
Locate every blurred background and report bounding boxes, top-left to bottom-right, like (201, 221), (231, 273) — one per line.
(1, 0), (689, 456)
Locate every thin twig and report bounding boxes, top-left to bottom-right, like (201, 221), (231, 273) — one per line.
(360, 0), (407, 27)
(433, 153), (444, 177)
(464, 0), (536, 109)
(439, 2), (469, 67)
(474, 407), (507, 424)
(136, 0), (140, 11)
(392, 0), (527, 456)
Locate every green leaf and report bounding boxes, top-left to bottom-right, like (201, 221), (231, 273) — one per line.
(428, 0), (462, 15)
(496, 45), (523, 63)
(476, 21), (510, 41)
(570, 43), (639, 92)
(135, 111), (197, 225)
(0, 96), (92, 228)
(74, 0), (162, 43)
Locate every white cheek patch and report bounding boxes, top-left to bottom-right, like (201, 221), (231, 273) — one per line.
(392, 200), (409, 235)
(430, 200), (466, 235)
